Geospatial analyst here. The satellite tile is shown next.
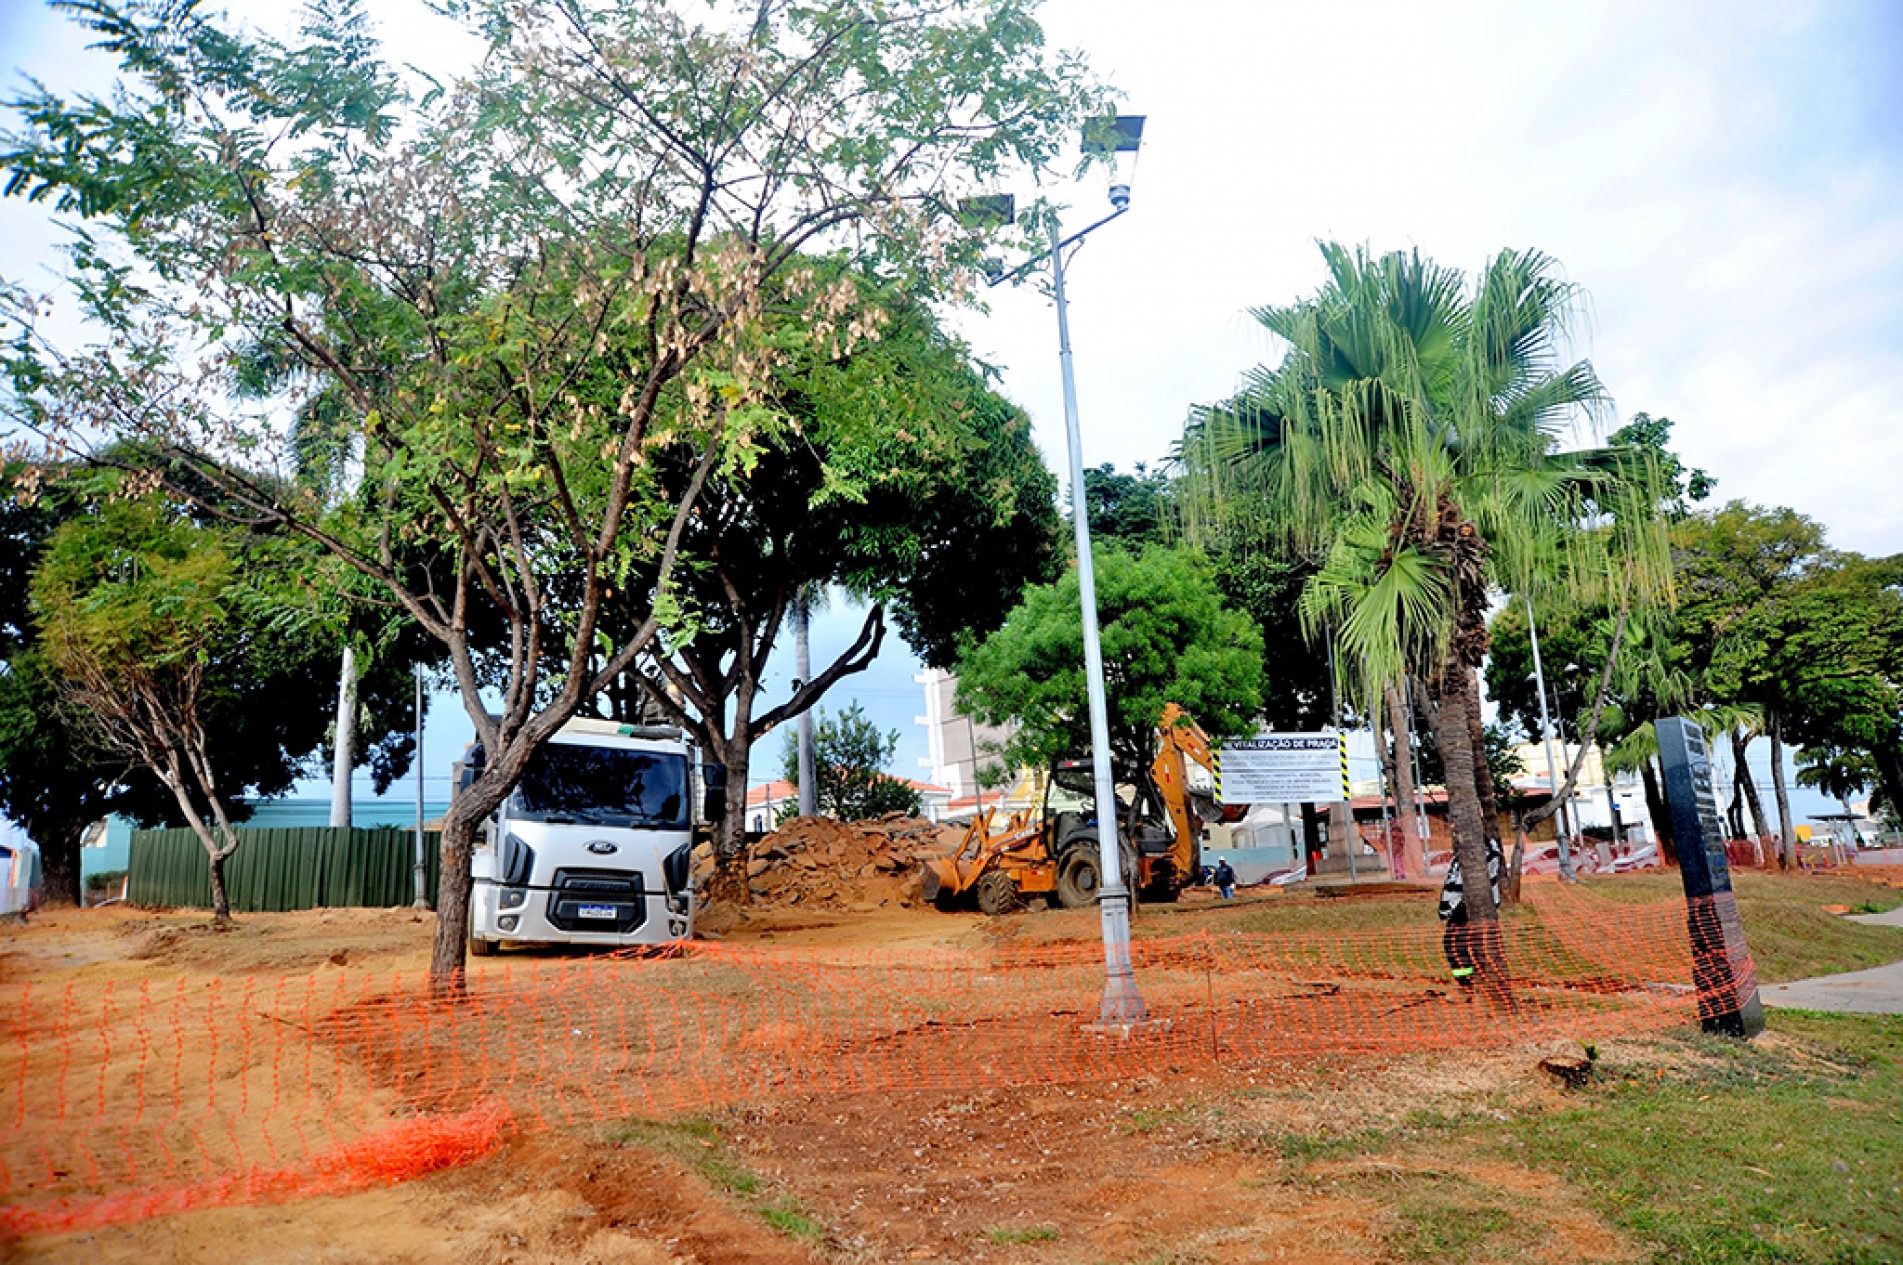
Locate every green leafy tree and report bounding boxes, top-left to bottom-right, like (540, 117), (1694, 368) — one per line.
(0, 463), (426, 903)
(1609, 413), (1715, 516)
(0, 466), (163, 904)
(954, 545), (1264, 777)
(1671, 503), (1830, 866)
(2, 0), (1104, 987)
(1707, 547), (1903, 865)
(1083, 463), (1172, 547)
(1797, 745), (1877, 839)
(779, 703), (921, 821)
(29, 499), (320, 919)
(1182, 244), (1669, 936)
(614, 284), (1057, 898)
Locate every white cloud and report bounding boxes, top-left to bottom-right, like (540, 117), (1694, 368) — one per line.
(3, 0), (1898, 791)
(957, 0), (1903, 555)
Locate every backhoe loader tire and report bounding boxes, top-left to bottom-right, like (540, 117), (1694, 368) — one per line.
(468, 935), (498, 958)
(975, 871), (1022, 916)
(1055, 850), (1103, 909)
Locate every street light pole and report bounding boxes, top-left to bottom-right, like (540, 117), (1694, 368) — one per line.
(1525, 595), (1576, 881)
(413, 663), (430, 909)
(968, 113), (1148, 1026)
(1048, 216), (1146, 1024)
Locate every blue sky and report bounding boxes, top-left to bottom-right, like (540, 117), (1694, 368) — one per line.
(4, 1), (1899, 817)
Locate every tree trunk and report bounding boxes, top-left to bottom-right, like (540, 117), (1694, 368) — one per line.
(705, 727), (756, 906)
(1768, 710), (1797, 869)
(329, 645), (357, 829)
(1385, 683), (1427, 880)
(1868, 746), (1903, 829)
(39, 823), (84, 908)
(1300, 801), (1322, 865)
(1733, 731), (1773, 858)
(1432, 665), (1496, 924)
(156, 745), (240, 926)
(1641, 757), (1675, 864)
(1431, 661), (1509, 1002)
(208, 848), (232, 922)
(429, 806), (481, 992)
(428, 728), (552, 993)
(1725, 764), (1746, 841)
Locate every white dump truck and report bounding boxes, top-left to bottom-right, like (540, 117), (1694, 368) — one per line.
(459, 717), (721, 955)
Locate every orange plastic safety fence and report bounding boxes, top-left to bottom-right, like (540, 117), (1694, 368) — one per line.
(1, 890), (1741, 1233)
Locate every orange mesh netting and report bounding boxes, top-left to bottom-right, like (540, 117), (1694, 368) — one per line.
(2, 888), (1748, 1235)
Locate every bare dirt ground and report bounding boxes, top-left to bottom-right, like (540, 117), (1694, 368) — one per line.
(0, 885), (1669, 1265)
(10, 822), (1900, 1263)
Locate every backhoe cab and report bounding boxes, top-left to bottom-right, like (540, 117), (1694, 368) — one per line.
(919, 704), (1223, 914)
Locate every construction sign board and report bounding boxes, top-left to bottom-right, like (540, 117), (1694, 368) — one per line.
(1215, 733), (1349, 805)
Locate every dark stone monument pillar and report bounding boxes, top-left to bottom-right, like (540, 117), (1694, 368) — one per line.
(1655, 717), (1765, 1038)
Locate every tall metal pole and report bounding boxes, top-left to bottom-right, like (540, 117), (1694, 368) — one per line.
(1525, 596), (1576, 880)
(1374, 711), (1396, 878)
(794, 592), (816, 818)
(413, 664), (430, 909)
(1050, 220), (1145, 1025)
(1324, 624), (1355, 881)
(966, 715), (985, 818)
(1405, 690), (1429, 845)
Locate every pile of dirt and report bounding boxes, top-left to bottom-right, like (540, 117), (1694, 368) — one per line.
(736, 814), (961, 911)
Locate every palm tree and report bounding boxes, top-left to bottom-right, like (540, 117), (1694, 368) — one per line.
(1182, 244), (1666, 975)
(1797, 745), (1874, 854)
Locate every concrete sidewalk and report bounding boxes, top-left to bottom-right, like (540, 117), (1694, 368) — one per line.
(1760, 905), (1903, 1015)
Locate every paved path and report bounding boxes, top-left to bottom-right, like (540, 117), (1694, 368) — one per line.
(1760, 905), (1903, 1015)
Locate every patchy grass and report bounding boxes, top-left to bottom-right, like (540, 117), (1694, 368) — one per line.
(757, 1198), (827, 1243)
(604, 1116), (829, 1245)
(1386, 1186), (1517, 1262)
(982, 1224), (1061, 1244)
(1500, 1012), (1903, 1263)
(1537, 870), (1903, 982)
(1113, 1105), (1201, 1135)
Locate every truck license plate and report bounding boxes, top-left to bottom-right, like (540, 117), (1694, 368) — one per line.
(576, 904), (617, 921)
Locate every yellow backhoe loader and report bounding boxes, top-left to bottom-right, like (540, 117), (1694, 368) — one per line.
(920, 705), (1224, 914)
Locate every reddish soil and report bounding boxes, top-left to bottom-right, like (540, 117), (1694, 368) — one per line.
(1, 879), (1654, 1264)
(699, 815), (961, 930)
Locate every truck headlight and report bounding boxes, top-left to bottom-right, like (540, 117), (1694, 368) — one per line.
(498, 915), (520, 932)
(500, 887), (528, 909)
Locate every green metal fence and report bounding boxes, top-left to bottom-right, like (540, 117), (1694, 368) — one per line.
(128, 827), (441, 911)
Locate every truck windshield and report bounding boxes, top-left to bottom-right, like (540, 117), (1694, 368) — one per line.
(513, 744), (689, 828)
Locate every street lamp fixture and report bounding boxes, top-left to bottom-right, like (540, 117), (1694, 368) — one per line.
(961, 113), (1149, 1027)
(1082, 114), (1145, 210)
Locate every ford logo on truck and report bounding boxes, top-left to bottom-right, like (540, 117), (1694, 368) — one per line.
(585, 840), (619, 856)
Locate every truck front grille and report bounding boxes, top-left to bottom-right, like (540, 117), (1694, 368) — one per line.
(546, 867), (648, 933)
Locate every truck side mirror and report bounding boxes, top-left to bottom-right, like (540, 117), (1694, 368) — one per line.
(456, 744), (485, 795)
(701, 762), (728, 823)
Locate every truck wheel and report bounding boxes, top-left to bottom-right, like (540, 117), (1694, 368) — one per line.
(468, 935), (498, 958)
(975, 871), (1022, 916)
(1055, 851), (1102, 909)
